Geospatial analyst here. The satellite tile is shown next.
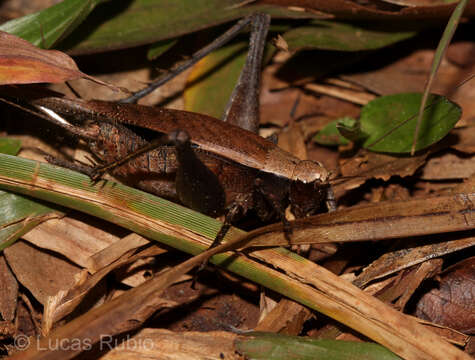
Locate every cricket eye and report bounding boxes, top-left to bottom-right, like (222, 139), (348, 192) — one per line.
(292, 160), (329, 184)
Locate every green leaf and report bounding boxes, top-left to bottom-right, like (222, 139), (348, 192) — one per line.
(0, 138), (21, 155)
(0, 0), (108, 48)
(185, 39), (273, 119)
(0, 191), (59, 251)
(185, 41), (249, 119)
(360, 93), (461, 153)
(314, 120), (351, 146)
(0, 137), (58, 251)
(236, 332), (401, 360)
(283, 20), (417, 52)
(147, 39), (177, 61)
(57, 0), (317, 55)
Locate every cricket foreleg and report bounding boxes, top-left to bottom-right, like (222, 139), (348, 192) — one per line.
(45, 155), (98, 179)
(209, 194), (252, 249)
(195, 194), (251, 278)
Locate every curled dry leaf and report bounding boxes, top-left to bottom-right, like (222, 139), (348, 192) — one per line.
(415, 256), (475, 334)
(0, 31), (124, 91)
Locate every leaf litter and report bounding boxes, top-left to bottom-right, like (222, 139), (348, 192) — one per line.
(0, 1), (474, 360)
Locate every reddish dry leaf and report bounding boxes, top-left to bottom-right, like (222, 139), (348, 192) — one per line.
(415, 256), (475, 334)
(0, 31), (123, 91)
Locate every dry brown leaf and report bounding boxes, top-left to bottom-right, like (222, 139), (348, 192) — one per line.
(452, 127), (475, 154)
(230, 190), (475, 249)
(260, 64), (360, 128)
(255, 298), (311, 335)
(447, 41), (475, 68)
(354, 235), (475, 288)
(43, 246), (166, 333)
(98, 328), (238, 360)
(409, 317), (469, 347)
(379, 259), (442, 310)
(0, 31), (124, 92)
(245, 247), (471, 360)
(8, 238), (253, 360)
(415, 256), (475, 334)
(277, 123), (308, 160)
(87, 233), (151, 272)
(3, 241), (81, 305)
(0, 254), (18, 322)
(421, 152), (475, 180)
(335, 149), (428, 196)
(23, 217), (122, 269)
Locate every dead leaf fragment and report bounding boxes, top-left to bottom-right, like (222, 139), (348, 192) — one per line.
(421, 152), (475, 180)
(355, 236), (475, 288)
(415, 256), (475, 333)
(0, 255), (18, 322)
(336, 149), (428, 196)
(23, 217), (122, 269)
(99, 329), (238, 360)
(3, 241), (81, 305)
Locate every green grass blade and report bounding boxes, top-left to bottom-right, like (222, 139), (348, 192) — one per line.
(0, 137), (60, 250)
(237, 333), (401, 360)
(411, 0), (468, 154)
(55, 0), (317, 55)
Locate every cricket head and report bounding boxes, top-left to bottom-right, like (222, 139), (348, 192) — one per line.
(289, 160), (330, 218)
(291, 160), (329, 184)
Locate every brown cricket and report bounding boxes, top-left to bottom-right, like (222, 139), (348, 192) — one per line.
(4, 13), (335, 247)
